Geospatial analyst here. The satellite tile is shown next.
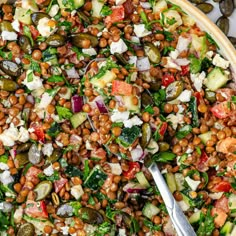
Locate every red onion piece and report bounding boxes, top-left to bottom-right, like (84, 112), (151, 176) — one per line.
(123, 182), (146, 193)
(94, 96), (108, 113)
(26, 95), (35, 104)
(71, 95), (83, 113)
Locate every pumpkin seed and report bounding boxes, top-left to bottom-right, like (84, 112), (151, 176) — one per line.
(196, 3), (214, 14)
(166, 81), (183, 101)
(78, 207), (104, 224)
(0, 79), (19, 92)
(228, 37), (236, 48)
(141, 123), (152, 149)
(0, 60), (22, 77)
(216, 16), (229, 35)
(219, 0), (234, 17)
(17, 223), (35, 236)
(34, 180), (52, 201)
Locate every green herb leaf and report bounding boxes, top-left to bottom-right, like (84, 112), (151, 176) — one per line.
(176, 125), (192, 139)
(23, 26), (34, 46)
(56, 106), (73, 120)
(153, 152), (176, 163)
(58, 21), (72, 31)
(166, 17), (177, 25)
(144, 105), (154, 114)
(189, 96), (199, 127)
(156, 30), (174, 42)
(83, 160), (90, 181)
(205, 32), (219, 49)
(0, 211), (10, 232)
(189, 54), (202, 74)
(163, 46), (175, 56)
(48, 75), (64, 83)
(27, 71), (34, 82)
(0, 154), (8, 164)
(197, 208), (215, 236)
(94, 222), (111, 236)
(100, 5), (112, 17)
(65, 165), (83, 177)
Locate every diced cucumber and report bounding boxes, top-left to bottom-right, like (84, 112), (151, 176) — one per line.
(189, 210), (201, 224)
(14, 8), (32, 25)
(123, 95), (140, 113)
(70, 112), (87, 129)
(220, 221), (233, 236)
(91, 0), (105, 17)
(136, 172), (150, 188)
(84, 165), (107, 190)
(91, 70), (116, 89)
(146, 139), (159, 155)
(191, 34), (207, 58)
(57, 0), (85, 9)
(198, 131), (213, 145)
(166, 172), (177, 193)
(59, 87), (72, 100)
(228, 194), (236, 217)
(142, 203), (160, 219)
(174, 173), (185, 191)
(205, 67), (228, 91)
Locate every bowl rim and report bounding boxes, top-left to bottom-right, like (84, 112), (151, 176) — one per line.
(169, 0), (236, 77)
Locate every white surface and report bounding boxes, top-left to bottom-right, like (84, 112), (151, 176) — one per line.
(196, 1), (236, 37)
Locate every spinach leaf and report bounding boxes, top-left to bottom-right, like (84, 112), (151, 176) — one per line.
(189, 55), (201, 74)
(23, 26), (34, 46)
(58, 21), (72, 31)
(143, 219), (161, 232)
(83, 160), (90, 181)
(94, 222), (111, 236)
(144, 105), (154, 114)
(197, 208), (215, 236)
(163, 46), (175, 56)
(153, 89), (166, 107)
(0, 211), (10, 232)
(189, 96), (199, 127)
(38, 171), (60, 181)
(65, 165), (83, 177)
(47, 122), (61, 137)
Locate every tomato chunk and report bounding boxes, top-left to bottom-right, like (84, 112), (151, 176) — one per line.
(159, 122), (168, 136)
(29, 25), (40, 40)
(162, 74), (175, 87)
(25, 166), (42, 185)
(214, 196), (229, 213)
(211, 207), (227, 228)
(31, 123), (45, 143)
(25, 200), (48, 218)
(91, 148), (107, 159)
(211, 101), (232, 119)
(123, 162), (140, 180)
(111, 80), (133, 96)
(212, 181), (231, 193)
(105, 6), (125, 25)
(54, 177), (68, 193)
(181, 65), (189, 76)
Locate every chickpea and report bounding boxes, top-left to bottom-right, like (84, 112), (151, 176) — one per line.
(32, 50), (42, 61)
(82, 104), (91, 113)
(44, 226), (53, 234)
(81, 39), (91, 48)
(112, 127), (122, 137)
(164, 103), (173, 113)
(13, 183), (22, 193)
(152, 215), (161, 225)
(142, 112), (150, 122)
(198, 103), (207, 113)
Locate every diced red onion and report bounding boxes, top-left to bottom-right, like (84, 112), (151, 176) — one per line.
(66, 67), (80, 79)
(140, 2), (151, 8)
(176, 36), (191, 53)
(123, 182), (146, 193)
(94, 96), (108, 113)
(26, 95), (35, 104)
(175, 58), (190, 66)
(9, 149), (16, 159)
(131, 146), (143, 162)
(71, 95), (83, 113)
(115, 96), (124, 106)
(137, 57), (151, 71)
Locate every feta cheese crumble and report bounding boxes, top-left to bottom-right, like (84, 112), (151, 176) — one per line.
(212, 54), (230, 69)
(123, 115), (143, 128)
(133, 24), (151, 38)
(177, 90), (192, 102)
(111, 110), (130, 122)
(82, 48), (97, 56)
(48, 4), (59, 17)
(190, 71), (206, 92)
(110, 39), (128, 54)
(11, 19), (20, 32)
(43, 164), (54, 176)
(1, 31), (18, 41)
(0, 170), (14, 185)
(185, 176), (201, 191)
(22, 70), (43, 91)
(42, 143), (54, 157)
(70, 185), (84, 200)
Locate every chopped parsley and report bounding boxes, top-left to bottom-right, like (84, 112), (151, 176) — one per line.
(56, 106), (73, 120)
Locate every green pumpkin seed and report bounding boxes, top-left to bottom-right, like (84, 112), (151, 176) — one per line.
(28, 144), (42, 165)
(17, 223), (35, 236)
(34, 180), (52, 201)
(31, 12), (50, 26)
(220, 0), (234, 17)
(228, 37), (236, 48)
(141, 92), (153, 108)
(0, 21), (14, 32)
(15, 153), (29, 166)
(196, 3), (214, 14)
(190, 0), (206, 3)
(141, 123), (152, 149)
(166, 81), (183, 101)
(46, 34), (66, 47)
(46, 149), (62, 164)
(149, 81), (162, 92)
(216, 16), (229, 35)
(0, 60), (22, 77)
(114, 53), (128, 66)
(70, 33), (98, 48)
(144, 42), (161, 64)
(77, 11), (91, 24)
(0, 79), (19, 92)
(158, 142), (170, 152)
(16, 143), (32, 154)
(205, 90), (216, 103)
(78, 207), (104, 224)
(19, 35), (32, 54)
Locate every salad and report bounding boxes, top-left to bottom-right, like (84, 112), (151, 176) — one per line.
(0, 0), (236, 235)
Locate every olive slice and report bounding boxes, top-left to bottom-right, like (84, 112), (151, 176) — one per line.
(46, 34), (66, 47)
(19, 35), (32, 54)
(141, 123), (152, 149)
(0, 60), (22, 77)
(78, 207), (104, 224)
(17, 223), (35, 236)
(34, 180), (52, 201)
(144, 42), (161, 64)
(0, 79), (19, 91)
(31, 12), (50, 26)
(70, 33), (98, 48)
(166, 81), (183, 101)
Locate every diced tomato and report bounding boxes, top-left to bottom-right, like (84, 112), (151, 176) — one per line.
(212, 181), (231, 193)
(181, 65), (189, 76)
(123, 162), (140, 180)
(25, 200), (48, 218)
(214, 196), (229, 213)
(159, 122), (168, 136)
(211, 207), (227, 228)
(91, 148), (107, 159)
(194, 92), (202, 105)
(105, 6), (125, 25)
(197, 151), (209, 172)
(54, 177), (68, 193)
(123, 0), (135, 16)
(211, 101), (232, 119)
(25, 166), (42, 185)
(111, 80), (133, 96)
(29, 25), (40, 40)
(31, 123), (45, 143)
(162, 74), (175, 87)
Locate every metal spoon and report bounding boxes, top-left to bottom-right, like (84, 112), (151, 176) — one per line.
(144, 156), (196, 236)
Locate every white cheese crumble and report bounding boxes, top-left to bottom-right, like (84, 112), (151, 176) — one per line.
(206, 51), (214, 60)
(185, 176), (201, 191)
(163, 57), (181, 70)
(0, 163), (9, 170)
(169, 49), (179, 60)
(166, 113), (184, 130)
(130, 36), (140, 44)
(118, 229), (126, 236)
(61, 226), (70, 235)
(176, 36), (190, 53)
(43, 164), (54, 176)
(133, 24), (151, 38)
(190, 71), (206, 92)
(11, 19), (20, 32)
(212, 54), (230, 69)
(123, 116), (143, 128)
(116, 0), (126, 5)
(37, 17), (57, 37)
(82, 48), (97, 56)
(0, 202), (13, 212)
(177, 90), (192, 102)
(70, 185), (84, 200)
(48, 4), (59, 17)
(146, 139), (159, 154)
(0, 170), (14, 185)
(42, 143), (54, 157)
(18, 127), (30, 143)
(111, 110), (130, 122)
(1, 31), (18, 41)
(162, 10), (183, 32)
(0, 124), (18, 146)
(129, 56), (138, 66)
(22, 70), (43, 91)
(110, 39), (128, 54)
(38, 92), (54, 109)
(137, 57), (151, 71)
(108, 163), (122, 175)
